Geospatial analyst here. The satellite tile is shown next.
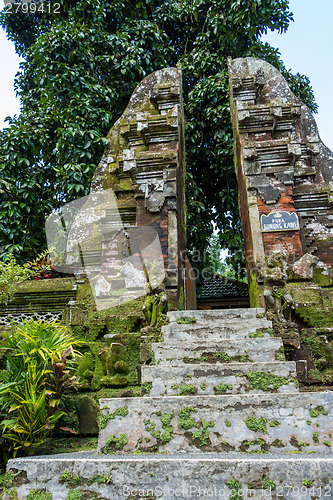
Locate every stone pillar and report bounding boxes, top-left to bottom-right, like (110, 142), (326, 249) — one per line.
(91, 66), (187, 309)
(228, 58), (333, 307)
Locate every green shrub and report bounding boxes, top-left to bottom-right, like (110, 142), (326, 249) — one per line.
(0, 319), (84, 457)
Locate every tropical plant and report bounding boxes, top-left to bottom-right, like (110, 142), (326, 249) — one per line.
(0, 319), (84, 457)
(0, 0), (317, 267)
(0, 362), (65, 456)
(0, 250), (52, 304)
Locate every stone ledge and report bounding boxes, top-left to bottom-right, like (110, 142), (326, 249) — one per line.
(6, 452), (333, 500)
(98, 392), (333, 454)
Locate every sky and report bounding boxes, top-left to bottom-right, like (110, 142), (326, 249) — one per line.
(0, 0), (332, 151)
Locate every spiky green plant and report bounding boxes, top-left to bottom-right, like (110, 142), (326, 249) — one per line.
(0, 319), (84, 457)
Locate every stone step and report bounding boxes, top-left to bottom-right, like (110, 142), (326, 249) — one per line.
(152, 338), (284, 364)
(161, 318), (273, 342)
(141, 361), (298, 396)
(167, 307), (266, 323)
(98, 392), (333, 455)
(6, 452), (333, 500)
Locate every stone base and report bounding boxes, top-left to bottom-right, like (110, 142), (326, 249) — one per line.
(6, 452), (333, 499)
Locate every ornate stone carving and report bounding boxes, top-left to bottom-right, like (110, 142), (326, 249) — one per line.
(228, 57), (333, 295)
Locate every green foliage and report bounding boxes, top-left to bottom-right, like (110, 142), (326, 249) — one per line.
(0, 0), (317, 267)
(310, 406), (328, 418)
(245, 372), (292, 391)
(262, 478), (276, 490)
(98, 406), (128, 430)
(88, 474), (113, 485)
(312, 432), (319, 444)
(213, 383), (233, 394)
(0, 250), (51, 303)
(59, 470), (83, 488)
(176, 317), (196, 325)
(192, 419), (215, 446)
(26, 490), (52, 500)
(141, 381), (153, 395)
(245, 416), (268, 433)
(0, 471), (16, 490)
(102, 433), (129, 453)
(178, 406), (197, 430)
(0, 319), (83, 457)
(225, 479), (243, 500)
(65, 490), (82, 500)
(269, 420), (280, 427)
(172, 384), (197, 395)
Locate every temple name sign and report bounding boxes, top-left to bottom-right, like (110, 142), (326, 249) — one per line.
(261, 211), (300, 233)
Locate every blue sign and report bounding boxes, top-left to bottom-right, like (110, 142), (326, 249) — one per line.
(261, 211), (299, 233)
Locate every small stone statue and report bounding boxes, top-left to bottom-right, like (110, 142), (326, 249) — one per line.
(264, 287), (293, 323)
(142, 292), (168, 326)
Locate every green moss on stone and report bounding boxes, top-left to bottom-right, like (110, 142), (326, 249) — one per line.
(269, 420), (280, 427)
(310, 406), (328, 418)
(245, 372), (293, 391)
(98, 406), (128, 430)
(59, 471), (83, 488)
(245, 416), (268, 433)
(103, 433), (129, 453)
(178, 407), (197, 430)
(275, 346), (286, 361)
(225, 479), (243, 500)
(212, 352), (251, 363)
(312, 432), (319, 443)
(65, 489), (82, 500)
(26, 490), (52, 500)
(142, 381), (153, 395)
(286, 283), (333, 328)
(176, 317), (196, 324)
(213, 383), (233, 394)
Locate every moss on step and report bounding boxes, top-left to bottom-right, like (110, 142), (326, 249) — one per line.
(176, 317), (196, 324)
(213, 383), (233, 394)
(244, 372), (295, 391)
(249, 327), (274, 338)
(178, 407), (197, 430)
(310, 405), (328, 418)
(98, 406), (129, 430)
(102, 433), (129, 453)
(171, 383), (197, 395)
(274, 346), (286, 361)
(245, 416), (268, 433)
(26, 490), (52, 500)
(286, 283), (333, 328)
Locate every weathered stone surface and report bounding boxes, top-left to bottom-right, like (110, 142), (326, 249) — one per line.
(98, 392), (333, 454)
(89, 66), (187, 308)
(6, 452), (333, 500)
(161, 319), (273, 342)
(293, 253), (319, 280)
(228, 57), (333, 298)
(152, 338), (284, 364)
(142, 361), (298, 396)
(167, 307), (266, 322)
(0, 277), (77, 325)
(5, 307), (333, 497)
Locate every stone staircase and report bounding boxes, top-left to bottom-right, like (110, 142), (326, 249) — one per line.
(6, 308), (333, 499)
